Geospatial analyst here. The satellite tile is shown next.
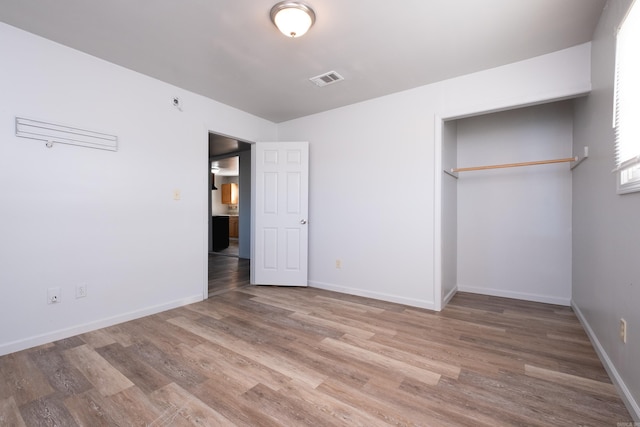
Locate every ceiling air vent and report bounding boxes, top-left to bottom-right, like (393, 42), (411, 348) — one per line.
(309, 71), (344, 87)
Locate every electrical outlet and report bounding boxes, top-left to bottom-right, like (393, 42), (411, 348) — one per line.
(335, 259), (342, 269)
(76, 284), (87, 299)
(47, 287), (61, 304)
(620, 318), (627, 343)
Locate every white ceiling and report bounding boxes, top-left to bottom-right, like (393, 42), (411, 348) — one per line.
(0, 0), (606, 123)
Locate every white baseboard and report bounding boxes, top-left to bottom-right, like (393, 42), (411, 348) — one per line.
(457, 285), (571, 306)
(442, 285), (458, 308)
(572, 302), (640, 422)
(308, 281), (436, 311)
(0, 294), (203, 357)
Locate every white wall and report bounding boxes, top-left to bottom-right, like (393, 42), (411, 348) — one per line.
(277, 43), (591, 309)
(0, 23), (276, 355)
(456, 102), (573, 305)
(572, 0), (640, 418)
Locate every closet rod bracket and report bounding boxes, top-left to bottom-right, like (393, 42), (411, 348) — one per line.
(570, 146), (589, 171)
(443, 169), (459, 179)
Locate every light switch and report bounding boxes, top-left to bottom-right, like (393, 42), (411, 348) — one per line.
(173, 189), (181, 200)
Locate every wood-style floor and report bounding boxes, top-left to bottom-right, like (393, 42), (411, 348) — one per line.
(0, 287), (632, 426)
(212, 238), (240, 258)
(208, 248), (249, 296)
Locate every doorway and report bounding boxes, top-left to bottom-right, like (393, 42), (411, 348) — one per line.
(208, 132), (252, 296)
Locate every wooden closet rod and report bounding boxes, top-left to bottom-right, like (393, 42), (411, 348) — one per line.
(452, 156), (577, 173)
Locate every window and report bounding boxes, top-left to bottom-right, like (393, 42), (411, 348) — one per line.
(614, 0), (640, 194)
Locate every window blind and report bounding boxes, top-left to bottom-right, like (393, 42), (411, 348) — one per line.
(614, 0), (640, 168)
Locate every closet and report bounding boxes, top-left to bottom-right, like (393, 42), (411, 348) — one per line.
(442, 101), (583, 307)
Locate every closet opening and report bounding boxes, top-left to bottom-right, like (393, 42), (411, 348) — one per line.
(439, 100), (582, 310)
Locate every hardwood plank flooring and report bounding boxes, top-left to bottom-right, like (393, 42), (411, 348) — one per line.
(213, 238), (240, 258)
(0, 287), (633, 426)
(208, 253), (249, 296)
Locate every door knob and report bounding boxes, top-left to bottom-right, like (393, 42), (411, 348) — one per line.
(300, 219), (307, 224)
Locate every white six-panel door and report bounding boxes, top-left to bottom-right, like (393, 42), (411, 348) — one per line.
(251, 142), (309, 286)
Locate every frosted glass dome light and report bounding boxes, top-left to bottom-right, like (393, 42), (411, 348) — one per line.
(270, 2), (316, 38)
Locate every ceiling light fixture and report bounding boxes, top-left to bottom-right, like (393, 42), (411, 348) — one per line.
(270, 1), (316, 38)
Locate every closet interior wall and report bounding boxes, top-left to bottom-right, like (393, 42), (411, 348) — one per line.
(445, 101), (574, 306)
(441, 121), (458, 304)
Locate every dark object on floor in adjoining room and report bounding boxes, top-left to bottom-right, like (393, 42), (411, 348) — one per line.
(212, 215), (229, 251)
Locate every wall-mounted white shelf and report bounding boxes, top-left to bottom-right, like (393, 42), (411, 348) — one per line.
(15, 117), (118, 151)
